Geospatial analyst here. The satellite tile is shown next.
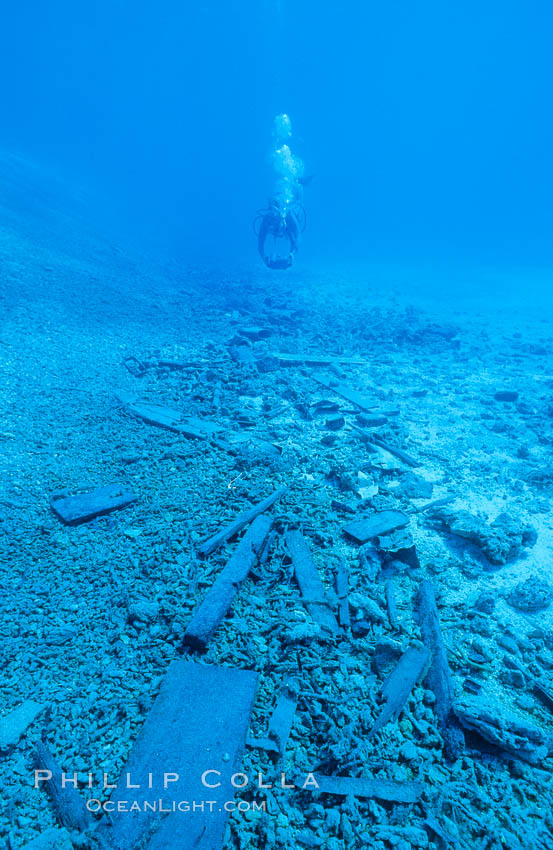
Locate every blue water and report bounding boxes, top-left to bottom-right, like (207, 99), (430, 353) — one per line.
(1, 0), (551, 268)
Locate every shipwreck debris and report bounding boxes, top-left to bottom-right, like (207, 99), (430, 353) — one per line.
(385, 580), (399, 630)
(343, 510), (410, 545)
(183, 514), (273, 651)
(271, 353), (364, 367)
(312, 399), (340, 415)
(331, 499), (356, 515)
(197, 486), (286, 557)
(369, 645), (430, 737)
(415, 495), (456, 514)
(0, 700), (45, 751)
(376, 526), (420, 569)
(504, 654), (553, 714)
(494, 390), (519, 402)
(355, 413), (389, 428)
(311, 373), (376, 411)
(325, 414), (345, 431)
(335, 558), (351, 628)
(238, 326), (272, 341)
(312, 774), (424, 803)
(416, 580), (465, 760)
(97, 660), (258, 850)
(249, 679), (298, 758)
(285, 531), (340, 636)
(126, 400), (223, 440)
(266, 680), (298, 756)
(371, 436), (419, 468)
(49, 483), (136, 525)
(34, 743), (91, 833)
(123, 355), (147, 377)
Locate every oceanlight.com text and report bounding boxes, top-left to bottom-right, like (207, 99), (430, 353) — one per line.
(85, 798), (267, 814)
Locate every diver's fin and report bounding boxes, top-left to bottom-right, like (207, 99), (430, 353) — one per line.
(298, 174), (314, 187)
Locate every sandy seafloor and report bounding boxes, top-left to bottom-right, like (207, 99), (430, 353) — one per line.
(1, 168), (553, 849)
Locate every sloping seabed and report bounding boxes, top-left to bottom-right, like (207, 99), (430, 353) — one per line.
(1, 163), (553, 849)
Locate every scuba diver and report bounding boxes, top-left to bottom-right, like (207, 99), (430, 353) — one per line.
(255, 113), (308, 270)
(256, 199), (302, 270)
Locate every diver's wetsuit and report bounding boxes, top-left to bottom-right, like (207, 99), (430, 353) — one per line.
(258, 205), (300, 270)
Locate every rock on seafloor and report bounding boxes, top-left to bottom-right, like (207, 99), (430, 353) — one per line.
(0, 700), (46, 751)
